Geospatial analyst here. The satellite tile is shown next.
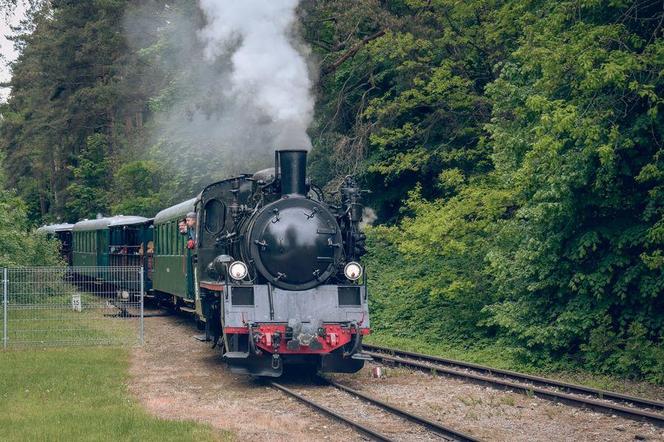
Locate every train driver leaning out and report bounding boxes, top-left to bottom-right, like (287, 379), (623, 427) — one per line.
(185, 212), (197, 249)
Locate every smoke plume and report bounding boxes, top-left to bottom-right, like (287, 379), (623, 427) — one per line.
(198, 0), (314, 150)
(122, 0), (315, 199)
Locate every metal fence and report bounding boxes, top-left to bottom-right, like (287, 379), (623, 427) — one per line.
(1, 266), (143, 348)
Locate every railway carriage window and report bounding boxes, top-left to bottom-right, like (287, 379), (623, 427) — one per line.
(165, 224), (169, 255)
(169, 222), (174, 255)
(168, 222), (172, 255)
(169, 223), (173, 254)
(175, 223), (179, 254)
(178, 224), (182, 253)
(174, 221), (179, 254)
(203, 199), (226, 235)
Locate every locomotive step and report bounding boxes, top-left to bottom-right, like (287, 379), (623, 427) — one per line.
(178, 306), (197, 314)
(351, 352), (373, 361)
(223, 351), (250, 360)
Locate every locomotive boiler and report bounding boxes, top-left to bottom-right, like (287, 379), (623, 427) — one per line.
(192, 149), (370, 376)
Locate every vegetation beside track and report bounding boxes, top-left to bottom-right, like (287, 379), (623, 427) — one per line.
(364, 332), (664, 401)
(0, 347), (230, 441)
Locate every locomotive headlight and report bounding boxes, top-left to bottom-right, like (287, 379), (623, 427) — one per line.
(229, 261), (248, 280)
(344, 262), (363, 281)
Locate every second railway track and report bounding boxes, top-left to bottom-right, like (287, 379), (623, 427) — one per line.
(271, 377), (481, 442)
(363, 344), (664, 428)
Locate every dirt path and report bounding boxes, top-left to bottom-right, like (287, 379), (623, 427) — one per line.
(128, 310), (357, 441)
(129, 312), (663, 441)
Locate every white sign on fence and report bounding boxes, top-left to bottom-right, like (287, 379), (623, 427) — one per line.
(71, 293), (82, 312)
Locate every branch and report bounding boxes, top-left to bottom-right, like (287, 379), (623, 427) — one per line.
(322, 30), (385, 76)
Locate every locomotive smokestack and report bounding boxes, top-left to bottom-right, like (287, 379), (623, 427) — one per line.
(278, 150), (307, 196)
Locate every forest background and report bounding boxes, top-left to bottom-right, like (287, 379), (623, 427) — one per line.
(0, 0), (662, 383)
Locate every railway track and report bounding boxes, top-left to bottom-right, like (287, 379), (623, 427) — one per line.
(363, 344), (664, 428)
(271, 378), (481, 441)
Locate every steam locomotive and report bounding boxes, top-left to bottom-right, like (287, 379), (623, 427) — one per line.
(39, 150), (371, 377)
(191, 150), (371, 376)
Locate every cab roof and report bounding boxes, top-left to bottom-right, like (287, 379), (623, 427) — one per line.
(153, 198), (197, 224)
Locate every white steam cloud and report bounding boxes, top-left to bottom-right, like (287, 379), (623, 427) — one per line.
(198, 0), (314, 150)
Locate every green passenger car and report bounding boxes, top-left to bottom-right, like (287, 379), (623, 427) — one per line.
(72, 216), (148, 279)
(152, 198), (197, 305)
(108, 217), (154, 292)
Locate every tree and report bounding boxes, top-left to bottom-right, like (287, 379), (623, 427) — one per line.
(64, 134), (111, 220)
(111, 160), (164, 217)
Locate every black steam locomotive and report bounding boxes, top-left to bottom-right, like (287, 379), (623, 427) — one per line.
(193, 150), (370, 376)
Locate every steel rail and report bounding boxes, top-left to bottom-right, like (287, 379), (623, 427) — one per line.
(323, 377), (481, 442)
(364, 344), (664, 412)
(364, 348), (664, 427)
(270, 381), (394, 442)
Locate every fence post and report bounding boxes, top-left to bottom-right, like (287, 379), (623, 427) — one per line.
(139, 266), (144, 345)
(3, 268), (7, 350)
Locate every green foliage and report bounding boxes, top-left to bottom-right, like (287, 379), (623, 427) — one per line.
(64, 134), (112, 220)
(481, 0), (664, 382)
(112, 160), (164, 217)
(0, 190), (62, 267)
(303, 0), (503, 218)
(356, 0), (664, 382)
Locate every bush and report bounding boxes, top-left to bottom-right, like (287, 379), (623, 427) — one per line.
(0, 190), (62, 267)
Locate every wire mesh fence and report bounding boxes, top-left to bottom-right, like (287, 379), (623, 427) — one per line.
(1, 266), (143, 348)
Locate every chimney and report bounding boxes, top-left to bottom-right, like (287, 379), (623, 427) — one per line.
(278, 150), (307, 196)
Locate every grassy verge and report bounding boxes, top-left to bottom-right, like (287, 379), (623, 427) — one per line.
(364, 332), (664, 401)
(0, 347), (231, 441)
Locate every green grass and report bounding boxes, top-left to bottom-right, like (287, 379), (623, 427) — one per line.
(5, 308), (137, 346)
(365, 331), (664, 400)
(0, 347), (231, 441)
(3, 291), (139, 346)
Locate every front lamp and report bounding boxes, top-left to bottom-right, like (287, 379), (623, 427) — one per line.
(344, 261), (363, 281)
(229, 261), (248, 280)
